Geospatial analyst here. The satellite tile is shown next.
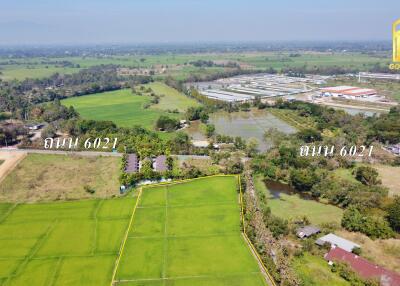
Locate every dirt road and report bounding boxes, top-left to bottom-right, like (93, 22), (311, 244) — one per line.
(0, 150), (27, 183)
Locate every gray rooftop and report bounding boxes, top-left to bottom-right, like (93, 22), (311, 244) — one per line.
(296, 225), (320, 238)
(125, 154), (138, 173)
(154, 155), (167, 172)
(316, 233), (360, 252)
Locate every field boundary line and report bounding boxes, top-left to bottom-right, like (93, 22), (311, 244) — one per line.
(110, 187), (143, 286)
(140, 174), (237, 190)
(117, 271), (262, 283)
(0, 203), (18, 223)
(162, 186), (169, 284)
(92, 200), (104, 255)
(239, 175), (277, 286)
(47, 257), (62, 286)
(4, 220), (57, 285)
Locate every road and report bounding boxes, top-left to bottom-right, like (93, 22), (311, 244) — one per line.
(0, 148), (123, 157)
(0, 151), (27, 183)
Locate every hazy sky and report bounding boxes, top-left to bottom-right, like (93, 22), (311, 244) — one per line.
(0, 0), (399, 45)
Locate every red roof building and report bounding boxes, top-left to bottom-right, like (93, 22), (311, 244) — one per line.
(325, 247), (400, 286)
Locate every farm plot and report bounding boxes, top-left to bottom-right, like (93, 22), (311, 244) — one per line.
(113, 176), (267, 286)
(0, 196), (136, 286)
(61, 89), (178, 129)
(0, 154), (121, 202)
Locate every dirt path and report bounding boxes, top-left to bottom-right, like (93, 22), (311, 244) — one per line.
(0, 150), (27, 183)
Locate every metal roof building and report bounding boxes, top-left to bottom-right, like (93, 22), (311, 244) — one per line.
(325, 247), (400, 286)
(316, 233), (360, 252)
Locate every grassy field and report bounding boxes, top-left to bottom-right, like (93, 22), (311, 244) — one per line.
(0, 154), (121, 202)
(254, 175), (343, 225)
(0, 196), (137, 286)
(114, 176), (267, 286)
(146, 82), (200, 112)
(293, 253), (350, 286)
(61, 89), (179, 129)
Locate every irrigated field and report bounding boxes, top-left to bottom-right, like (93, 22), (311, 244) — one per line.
(0, 154), (121, 202)
(113, 176), (267, 286)
(0, 196), (137, 286)
(61, 89), (177, 129)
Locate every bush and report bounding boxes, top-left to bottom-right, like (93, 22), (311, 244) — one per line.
(342, 206), (394, 239)
(354, 166), (381, 186)
(84, 185), (95, 194)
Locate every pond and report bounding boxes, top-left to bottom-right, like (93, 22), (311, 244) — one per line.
(265, 180), (314, 200)
(208, 110), (297, 151)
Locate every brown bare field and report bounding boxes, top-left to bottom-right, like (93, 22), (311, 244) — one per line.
(0, 150), (27, 183)
(0, 153), (121, 202)
(375, 164), (400, 197)
(337, 230), (400, 273)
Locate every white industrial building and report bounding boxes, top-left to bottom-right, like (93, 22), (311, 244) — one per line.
(319, 86), (378, 100)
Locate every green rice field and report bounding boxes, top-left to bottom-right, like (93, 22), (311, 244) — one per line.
(114, 176), (267, 286)
(0, 197), (137, 286)
(0, 176), (266, 286)
(61, 89), (177, 129)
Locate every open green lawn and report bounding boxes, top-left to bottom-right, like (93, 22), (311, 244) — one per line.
(146, 82), (200, 112)
(0, 154), (121, 202)
(293, 253), (350, 286)
(61, 89), (178, 129)
(115, 176), (267, 286)
(0, 196), (137, 286)
(254, 175), (343, 225)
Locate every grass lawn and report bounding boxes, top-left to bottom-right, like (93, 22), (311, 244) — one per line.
(293, 253), (350, 286)
(115, 176), (267, 286)
(0, 154), (121, 202)
(146, 82), (200, 112)
(0, 195), (137, 286)
(254, 175), (343, 225)
(61, 89), (179, 129)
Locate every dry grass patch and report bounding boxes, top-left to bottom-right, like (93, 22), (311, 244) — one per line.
(375, 164), (400, 197)
(0, 153), (121, 202)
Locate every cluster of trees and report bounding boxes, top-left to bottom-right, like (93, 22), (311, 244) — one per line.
(0, 123), (27, 146)
(275, 100), (400, 145)
(155, 115), (180, 131)
(185, 106), (209, 123)
(342, 206), (394, 239)
(252, 124), (398, 238)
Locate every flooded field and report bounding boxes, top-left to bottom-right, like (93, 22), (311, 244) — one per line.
(208, 110), (297, 151)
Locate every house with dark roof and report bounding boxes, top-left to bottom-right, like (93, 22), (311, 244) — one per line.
(325, 247), (400, 286)
(125, 154), (139, 173)
(296, 225), (320, 239)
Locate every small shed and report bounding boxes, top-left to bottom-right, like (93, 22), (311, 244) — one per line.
(296, 225), (320, 239)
